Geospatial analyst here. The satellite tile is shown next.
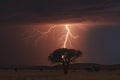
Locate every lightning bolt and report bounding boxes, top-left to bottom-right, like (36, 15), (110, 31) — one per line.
(41, 25), (56, 34)
(62, 24), (79, 48)
(23, 24), (79, 48)
(63, 24), (69, 48)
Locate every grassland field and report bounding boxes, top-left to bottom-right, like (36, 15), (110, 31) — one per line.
(0, 69), (120, 80)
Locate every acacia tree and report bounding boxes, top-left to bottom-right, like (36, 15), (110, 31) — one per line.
(48, 48), (82, 74)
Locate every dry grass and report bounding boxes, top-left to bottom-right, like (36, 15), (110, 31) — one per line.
(0, 70), (120, 80)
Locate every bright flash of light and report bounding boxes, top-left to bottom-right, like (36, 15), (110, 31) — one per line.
(23, 24), (80, 49)
(62, 24), (79, 48)
(62, 55), (65, 59)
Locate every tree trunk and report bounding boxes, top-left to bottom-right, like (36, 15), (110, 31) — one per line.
(63, 62), (69, 74)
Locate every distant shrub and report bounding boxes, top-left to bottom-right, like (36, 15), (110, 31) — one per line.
(71, 70), (76, 72)
(39, 68), (43, 71)
(86, 66), (101, 72)
(107, 68), (117, 71)
(14, 67), (18, 72)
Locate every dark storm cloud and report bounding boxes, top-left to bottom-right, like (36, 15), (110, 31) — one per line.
(0, 0), (120, 25)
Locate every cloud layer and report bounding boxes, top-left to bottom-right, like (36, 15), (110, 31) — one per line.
(0, 0), (120, 25)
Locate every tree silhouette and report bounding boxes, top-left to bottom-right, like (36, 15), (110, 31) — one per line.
(48, 48), (82, 74)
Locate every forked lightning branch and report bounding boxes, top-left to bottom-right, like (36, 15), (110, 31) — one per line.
(23, 24), (79, 48)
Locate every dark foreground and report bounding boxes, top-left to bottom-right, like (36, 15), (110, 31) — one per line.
(0, 70), (120, 80)
(0, 63), (120, 80)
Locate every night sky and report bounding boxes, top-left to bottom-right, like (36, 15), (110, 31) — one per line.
(0, 0), (120, 65)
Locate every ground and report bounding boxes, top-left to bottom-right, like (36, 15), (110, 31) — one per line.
(0, 69), (120, 80)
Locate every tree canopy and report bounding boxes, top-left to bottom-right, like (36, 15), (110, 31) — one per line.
(48, 48), (82, 64)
